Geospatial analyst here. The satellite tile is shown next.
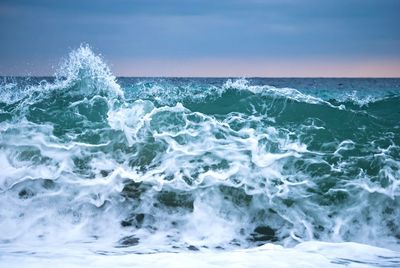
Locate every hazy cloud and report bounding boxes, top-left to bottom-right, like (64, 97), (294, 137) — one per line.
(0, 0), (399, 75)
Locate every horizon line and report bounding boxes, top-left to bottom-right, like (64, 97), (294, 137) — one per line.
(1, 75), (400, 79)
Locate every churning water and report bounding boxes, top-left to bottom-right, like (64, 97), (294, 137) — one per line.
(1, 46), (400, 267)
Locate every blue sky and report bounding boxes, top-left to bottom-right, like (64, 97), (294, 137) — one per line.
(0, 0), (399, 76)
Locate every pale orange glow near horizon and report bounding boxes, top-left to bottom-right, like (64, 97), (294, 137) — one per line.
(2, 58), (400, 78)
(111, 58), (400, 78)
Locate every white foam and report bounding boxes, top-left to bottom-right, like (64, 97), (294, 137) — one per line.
(1, 241), (399, 268)
(1, 48), (400, 265)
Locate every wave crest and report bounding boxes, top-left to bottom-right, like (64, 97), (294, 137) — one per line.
(55, 44), (123, 98)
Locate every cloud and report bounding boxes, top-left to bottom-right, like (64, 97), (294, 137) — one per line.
(0, 0), (399, 75)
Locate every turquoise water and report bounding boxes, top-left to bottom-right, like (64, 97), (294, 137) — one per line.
(1, 46), (400, 267)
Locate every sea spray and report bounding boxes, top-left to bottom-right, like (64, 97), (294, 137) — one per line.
(1, 48), (400, 266)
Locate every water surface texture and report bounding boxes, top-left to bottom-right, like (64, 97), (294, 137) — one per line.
(1, 47), (400, 267)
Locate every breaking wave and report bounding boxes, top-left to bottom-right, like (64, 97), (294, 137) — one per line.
(1, 46), (400, 266)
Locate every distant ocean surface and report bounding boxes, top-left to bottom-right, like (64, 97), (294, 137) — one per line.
(1, 46), (400, 267)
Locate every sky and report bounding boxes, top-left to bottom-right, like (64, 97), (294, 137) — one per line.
(0, 0), (399, 77)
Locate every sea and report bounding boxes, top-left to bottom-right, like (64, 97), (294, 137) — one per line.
(1, 46), (400, 267)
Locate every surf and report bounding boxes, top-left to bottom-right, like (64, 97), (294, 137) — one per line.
(1, 46), (400, 267)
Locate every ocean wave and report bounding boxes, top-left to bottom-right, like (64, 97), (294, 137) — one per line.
(0, 46), (400, 256)
(2, 241), (400, 268)
(0, 45), (122, 109)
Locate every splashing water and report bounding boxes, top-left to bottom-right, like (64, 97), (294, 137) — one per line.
(1, 46), (400, 267)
